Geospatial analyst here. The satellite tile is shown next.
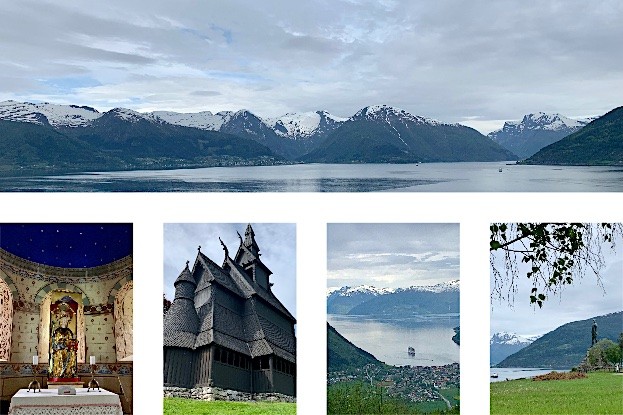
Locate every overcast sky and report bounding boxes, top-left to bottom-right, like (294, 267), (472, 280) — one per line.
(163, 223), (296, 318)
(327, 223), (459, 290)
(1, 1), (621, 133)
(490, 228), (622, 338)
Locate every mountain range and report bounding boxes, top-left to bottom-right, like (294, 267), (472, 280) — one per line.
(2, 100), (620, 171)
(327, 280), (459, 316)
(494, 311), (623, 369)
(489, 332), (540, 366)
(0, 101), (515, 173)
(488, 112), (592, 159)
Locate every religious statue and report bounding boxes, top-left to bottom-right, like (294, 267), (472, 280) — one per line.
(591, 319), (598, 346)
(49, 299), (78, 379)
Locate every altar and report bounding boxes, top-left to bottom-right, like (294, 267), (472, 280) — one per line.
(8, 388), (122, 415)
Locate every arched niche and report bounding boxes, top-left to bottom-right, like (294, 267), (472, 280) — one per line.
(114, 280), (133, 361)
(0, 277), (13, 361)
(37, 290), (86, 364)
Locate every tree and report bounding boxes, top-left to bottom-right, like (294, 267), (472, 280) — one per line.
(588, 339), (621, 367)
(490, 223), (622, 307)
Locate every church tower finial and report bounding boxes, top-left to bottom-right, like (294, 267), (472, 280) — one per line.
(244, 224), (260, 255)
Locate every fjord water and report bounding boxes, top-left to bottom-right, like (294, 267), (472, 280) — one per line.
(2, 162), (623, 191)
(328, 314), (459, 367)
(489, 367), (570, 382)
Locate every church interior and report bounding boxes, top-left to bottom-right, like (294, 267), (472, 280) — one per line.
(0, 223), (133, 414)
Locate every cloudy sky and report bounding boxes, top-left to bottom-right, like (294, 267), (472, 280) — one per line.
(327, 223), (459, 290)
(1, 1), (621, 133)
(163, 223), (296, 318)
(490, 226), (622, 338)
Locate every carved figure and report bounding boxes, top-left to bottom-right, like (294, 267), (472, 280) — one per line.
(49, 302), (78, 378)
(591, 319), (598, 346)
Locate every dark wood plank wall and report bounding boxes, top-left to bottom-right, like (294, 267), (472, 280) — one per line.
(273, 371), (295, 396)
(164, 347), (195, 388)
(213, 361), (251, 392)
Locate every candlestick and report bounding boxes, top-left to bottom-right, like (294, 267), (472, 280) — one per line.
(27, 360), (40, 393)
(87, 357), (100, 392)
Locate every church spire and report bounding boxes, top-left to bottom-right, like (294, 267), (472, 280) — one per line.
(243, 223), (260, 256)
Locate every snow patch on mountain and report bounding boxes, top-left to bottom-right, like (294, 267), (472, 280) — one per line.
(149, 110), (229, 130)
(490, 332), (541, 346)
(107, 108), (150, 123)
(489, 112), (591, 137)
(327, 279), (459, 297)
(353, 104), (451, 127)
(0, 100), (100, 127)
(266, 110), (348, 139)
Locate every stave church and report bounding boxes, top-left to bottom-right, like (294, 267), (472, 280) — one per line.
(163, 224), (296, 401)
(0, 223), (133, 414)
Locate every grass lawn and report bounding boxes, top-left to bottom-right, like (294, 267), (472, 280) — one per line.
(490, 372), (623, 415)
(163, 397), (296, 415)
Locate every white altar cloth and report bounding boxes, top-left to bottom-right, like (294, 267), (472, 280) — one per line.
(9, 388), (122, 415)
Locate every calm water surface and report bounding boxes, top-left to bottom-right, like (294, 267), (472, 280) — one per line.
(489, 367), (570, 382)
(328, 314), (459, 367)
(2, 162), (623, 191)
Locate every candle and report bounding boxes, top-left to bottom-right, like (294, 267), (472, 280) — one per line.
(90, 356), (95, 365)
(32, 355), (38, 365)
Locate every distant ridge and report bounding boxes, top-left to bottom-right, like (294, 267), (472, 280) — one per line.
(327, 280), (459, 316)
(488, 112), (592, 159)
(496, 311), (623, 369)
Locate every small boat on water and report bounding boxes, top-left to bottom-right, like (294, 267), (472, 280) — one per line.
(498, 168), (503, 172)
(408, 346), (415, 356)
(491, 373), (499, 378)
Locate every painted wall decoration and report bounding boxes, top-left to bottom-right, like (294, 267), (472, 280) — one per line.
(0, 279), (12, 361)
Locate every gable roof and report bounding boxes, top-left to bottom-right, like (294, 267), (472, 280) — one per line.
(164, 226), (295, 362)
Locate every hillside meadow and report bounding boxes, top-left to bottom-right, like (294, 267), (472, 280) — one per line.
(163, 398), (296, 415)
(490, 372), (623, 415)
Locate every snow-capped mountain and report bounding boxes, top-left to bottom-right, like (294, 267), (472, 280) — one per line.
(303, 104), (515, 163)
(352, 104), (448, 127)
(327, 280), (460, 315)
(106, 107), (152, 124)
(490, 332), (540, 366)
(498, 112), (589, 133)
(149, 110), (233, 130)
(398, 279), (460, 293)
(266, 110), (347, 140)
(327, 280), (459, 298)
(0, 100), (100, 128)
(488, 112), (593, 159)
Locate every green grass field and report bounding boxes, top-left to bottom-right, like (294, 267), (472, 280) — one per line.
(490, 372), (623, 415)
(163, 397), (296, 415)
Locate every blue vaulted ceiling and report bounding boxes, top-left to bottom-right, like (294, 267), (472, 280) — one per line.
(0, 224), (132, 268)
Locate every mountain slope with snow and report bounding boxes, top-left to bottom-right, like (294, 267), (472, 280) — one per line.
(0, 100), (101, 128)
(490, 332), (539, 365)
(488, 112), (592, 159)
(303, 105), (516, 163)
(327, 280), (459, 315)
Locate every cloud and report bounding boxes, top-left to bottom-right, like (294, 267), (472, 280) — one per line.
(328, 223), (459, 289)
(1, 0), (621, 131)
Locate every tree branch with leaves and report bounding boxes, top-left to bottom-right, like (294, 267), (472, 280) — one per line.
(490, 223), (622, 308)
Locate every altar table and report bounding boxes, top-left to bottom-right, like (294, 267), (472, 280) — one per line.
(9, 387), (122, 415)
